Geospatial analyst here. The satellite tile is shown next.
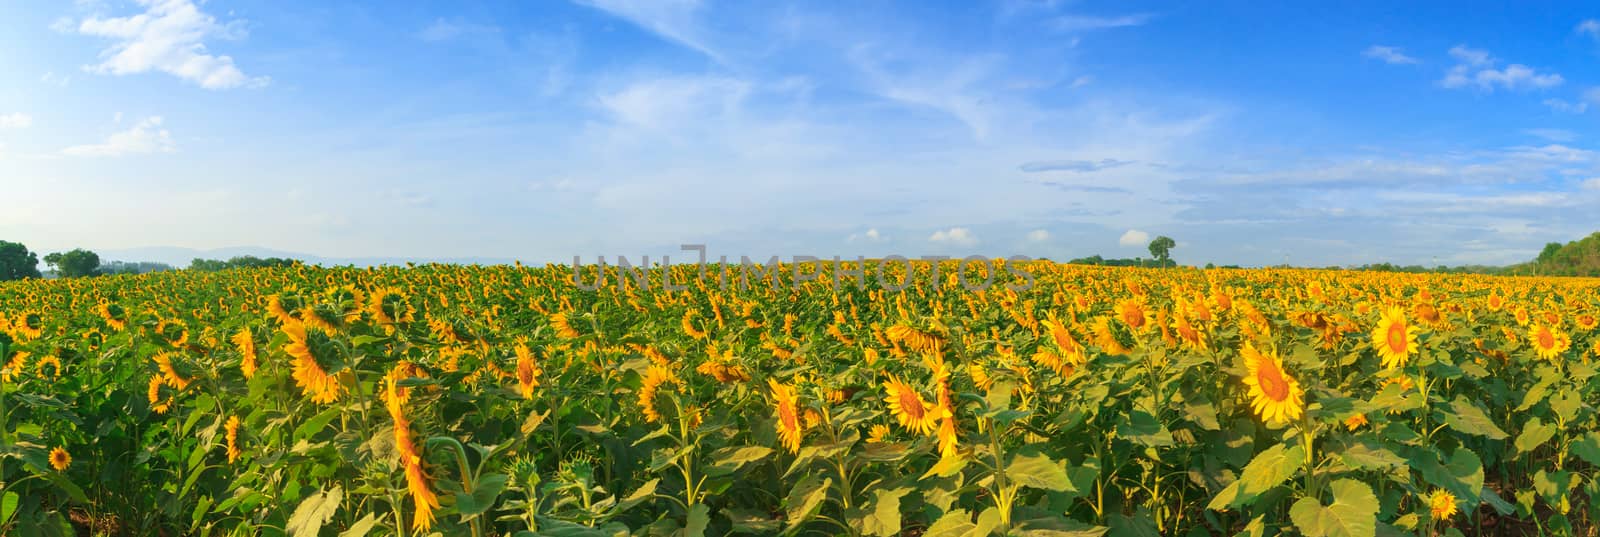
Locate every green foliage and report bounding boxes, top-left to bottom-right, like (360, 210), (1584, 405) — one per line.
(0, 240), (42, 281)
(43, 249), (101, 278)
(188, 255), (300, 271)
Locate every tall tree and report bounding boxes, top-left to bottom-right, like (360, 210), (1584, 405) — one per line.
(46, 249), (102, 278)
(1148, 236), (1177, 267)
(0, 240), (42, 281)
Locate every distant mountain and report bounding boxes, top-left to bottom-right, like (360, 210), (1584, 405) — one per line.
(96, 246), (519, 269)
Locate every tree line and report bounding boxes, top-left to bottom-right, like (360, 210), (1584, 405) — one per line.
(0, 240), (299, 281)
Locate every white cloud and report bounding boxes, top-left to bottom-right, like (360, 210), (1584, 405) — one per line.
(1026, 229), (1051, 242)
(597, 76), (750, 130)
(1049, 13), (1154, 32)
(1440, 45), (1561, 91)
(418, 18), (499, 42)
(929, 227), (978, 246)
(573, 0), (720, 62)
(1524, 128), (1577, 142)
(1447, 45), (1491, 66)
(1583, 178), (1600, 191)
(1578, 19), (1600, 38)
(40, 72), (71, 87)
(72, 0), (266, 90)
(847, 228), (885, 243)
(1362, 45), (1417, 65)
(1118, 229), (1149, 246)
(0, 113), (32, 129)
(61, 116), (176, 157)
(1545, 98), (1588, 114)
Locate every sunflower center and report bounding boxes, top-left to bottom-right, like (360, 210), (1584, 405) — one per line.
(897, 390), (925, 420)
(779, 403), (800, 430)
(1385, 322), (1408, 354)
(1537, 329), (1556, 349)
(1255, 362), (1289, 401)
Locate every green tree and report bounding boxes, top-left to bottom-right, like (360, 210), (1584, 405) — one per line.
(1537, 242), (1563, 263)
(45, 248), (102, 278)
(0, 240), (42, 281)
(1148, 236), (1177, 267)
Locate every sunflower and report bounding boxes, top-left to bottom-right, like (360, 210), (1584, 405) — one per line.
(147, 375), (174, 414)
(154, 319), (190, 349)
(886, 324), (945, 355)
(282, 321), (344, 404)
(96, 302), (128, 331)
(550, 312), (582, 339)
(1091, 317), (1135, 356)
(1240, 342), (1305, 427)
(0, 351), (25, 384)
(1040, 319), (1088, 362)
(1485, 293), (1505, 312)
(151, 352), (191, 390)
(1527, 324), (1571, 361)
(1114, 298), (1151, 333)
(49, 447), (70, 471)
(1171, 311), (1209, 351)
(513, 342), (543, 399)
(866, 423), (892, 443)
(1574, 312), (1597, 332)
(14, 310), (44, 340)
(37, 353), (62, 379)
(1371, 307), (1418, 371)
(1343, 413), (1368, 431)
(769, 379), (805, 453)
(368, 287), (416, 327)
(638, 365), (683, 423)
(1426, 489), (1458, 521)
(224, 416), (242, 463)
(384, 374), (440, 532)
(882, 375), (943, 436)
(232, 328), (257, 379)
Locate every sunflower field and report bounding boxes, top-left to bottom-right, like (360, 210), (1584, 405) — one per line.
(2, 261), (1600, 536)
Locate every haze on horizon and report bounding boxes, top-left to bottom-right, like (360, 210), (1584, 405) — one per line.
(4, 1), (1600, 268)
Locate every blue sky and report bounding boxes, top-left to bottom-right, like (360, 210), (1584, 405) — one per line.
(3, 0), (1599, 267)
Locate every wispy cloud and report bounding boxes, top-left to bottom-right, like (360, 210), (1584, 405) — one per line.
(61, 116), (176, 157)
(1440, 45), (1561, 91)
(572, 0), (721, 62)
(1026, 229), (1051, 242)
(1578, 19), (1600, 39)
(1018, 158), (1135, 173)
(1544, 98), (1588, 114)
(1050, 13), (1155, 32)
(847, 228), (885, 243)
(418, 18), (500, 42)
(69, 0), (266, 89)
(1524, 128), (1577, 142)
(1362, 45), (1418, 65)
(0, 113), (32, 129)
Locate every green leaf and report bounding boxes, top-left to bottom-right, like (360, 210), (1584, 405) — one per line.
(924, 509), (976, 537)
(1339, 443), (1406, 471)
(1571, 432), (1600, 467)
(1288, 479), (1378, 537)
(1116, 410), (1174, 447)
(681, 503), (709, 537)
(286, 485), (343, 537)
(1441, 398), (1508, 440)
(454, 473), (510, 517)
(784, 474), (831, 528)
(1514, 417), (1557, 454)
(294, 406), (344, 441)
(0, 491), (17, 527)
(723, 508), (780, 535)
(706, 446), (772, 476)
(1409, 448), (1484, 504)
(1208, 443), (1304, 510)
(1007, 452), (1073, 492)
(859, 487), (910, 537)
(338, 513), (383, 537)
